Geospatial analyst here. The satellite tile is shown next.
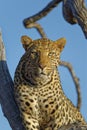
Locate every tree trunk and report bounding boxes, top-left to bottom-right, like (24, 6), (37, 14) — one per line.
(0, 32), (25, 130)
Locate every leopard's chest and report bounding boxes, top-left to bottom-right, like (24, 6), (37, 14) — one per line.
(15, 82), (61, 120)
(15, 81), (86, 128)
(38, 85), (59, 114)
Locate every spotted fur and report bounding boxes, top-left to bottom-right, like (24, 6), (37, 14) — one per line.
(14, 36), (86, 130)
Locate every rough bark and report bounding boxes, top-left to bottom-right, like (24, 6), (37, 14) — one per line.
(63, 0), (87, 38)
(0, 32), (25, 130)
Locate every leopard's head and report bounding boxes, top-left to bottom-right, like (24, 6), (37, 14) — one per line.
(17, 36), (66, 86)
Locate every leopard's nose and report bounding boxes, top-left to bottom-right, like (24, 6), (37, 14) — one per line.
(39, 64), (46, 70)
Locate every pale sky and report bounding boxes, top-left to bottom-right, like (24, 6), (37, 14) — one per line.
(0, 1), (87, 130)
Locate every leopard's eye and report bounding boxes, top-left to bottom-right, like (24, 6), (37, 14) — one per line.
(31, 51), (37, 55)
(48, 52), (56, 57)
(31, 50), (37, 58)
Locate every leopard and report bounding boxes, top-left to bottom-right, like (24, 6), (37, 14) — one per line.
(14, 35), (86, 130)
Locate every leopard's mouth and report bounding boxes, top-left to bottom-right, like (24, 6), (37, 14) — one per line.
(35, 68), (53, 85)
(27, 67), (53, 86)
(39, 67), (53, 76)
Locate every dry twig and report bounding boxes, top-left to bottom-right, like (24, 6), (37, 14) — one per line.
(24, 22), (47, 38)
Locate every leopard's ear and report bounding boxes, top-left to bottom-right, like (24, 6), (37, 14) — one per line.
(55, 38), (66, 52)
(21, 35), (33, 51)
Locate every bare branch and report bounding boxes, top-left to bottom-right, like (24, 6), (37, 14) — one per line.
(23, 0), (62, 27)
(24, 22), (47, 38)
(59, 61), (81, 110)
(23, 0), (87, 38)
(0, 32), (25, 130)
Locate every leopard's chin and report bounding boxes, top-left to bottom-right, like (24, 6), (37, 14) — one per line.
(27, 67), (53, 86)
(36, 72), (53, 86)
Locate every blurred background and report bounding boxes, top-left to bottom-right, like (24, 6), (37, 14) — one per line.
(0, 1), (87, 130)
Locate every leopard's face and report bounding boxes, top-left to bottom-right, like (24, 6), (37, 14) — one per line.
(15, 36), (66, 86)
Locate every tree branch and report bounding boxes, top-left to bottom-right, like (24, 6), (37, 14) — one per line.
(24, 22), (47, 38)
(23, 0), (62, 27)
(0, 32), (25, 130)
(23, 0), (87, 38)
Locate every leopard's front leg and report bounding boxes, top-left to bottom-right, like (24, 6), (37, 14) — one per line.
(22, 113), (40, 130)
